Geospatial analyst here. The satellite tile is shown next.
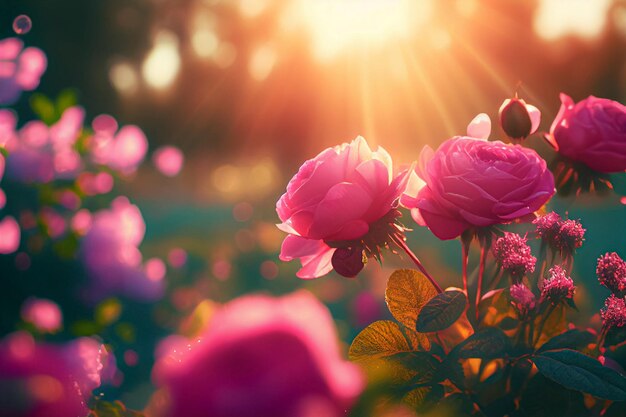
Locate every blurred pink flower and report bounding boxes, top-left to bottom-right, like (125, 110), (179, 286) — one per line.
(80, 197), (164, 301)
(40, 208), (66, 239)
(0, 215), (20, 254)
(20, 298), (62, 333)
(5, 107), (84, 183)
(0, 37), (47, 105)
(402, 118), (555, 239)
(153, 290), (364, 417)
(0, 332), (105, 417)
(546, 94), (626, 173)
(70, 209), (92, 235)
(90, 115), (148, 174)
(152, 145), (184, 177)
(276, 136), (408, 278)
(167, 248), (187, 269)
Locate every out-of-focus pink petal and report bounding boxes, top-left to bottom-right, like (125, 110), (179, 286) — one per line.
(466, 113), (491, 139)
(92, 114), (118, 135)
(0, 154), (4, 182)
(145, 258), (167, 282)
(0, 109), (17, 147)
(418, 208), (469, 240)
(0, 216), (20, 254)
(152, 145), (184, 177)
(279, 235), (335, 279)
(0, 38), (23, 60)
(109, 125), (148, 172)
(0, 189), (5, 210)
(527, 104), (541, 134)
(50, 106), (84, 147)
(15, 47), (47, 90)
(21, 298), (63, 333)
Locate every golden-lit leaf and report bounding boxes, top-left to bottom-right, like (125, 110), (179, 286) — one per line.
(534, 304), (567, 347)
(350, 320), (413, 362)
(385, 269), (438, 330)
(405, 327), (431, 351)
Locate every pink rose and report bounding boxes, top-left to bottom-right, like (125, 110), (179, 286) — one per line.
(546, 93), (626, 173)
(0, 332), (105, 417)
(153, 291), (364, 417)
(276, 136), (408, 278)
(402, 121), (555, 239)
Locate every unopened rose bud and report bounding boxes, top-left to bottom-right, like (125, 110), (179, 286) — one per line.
(499, 97), (540, 140)
(332, 247), (365, 278)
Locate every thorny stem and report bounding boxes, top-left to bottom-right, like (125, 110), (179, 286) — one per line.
(392, 235), (442, 293)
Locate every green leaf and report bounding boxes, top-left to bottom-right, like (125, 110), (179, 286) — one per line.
(385, 269), (438, 330)
(390, 352), (440, 384)
(30, 93), (56, 125)
(416, 290), (466, 333)
(518, 374), (586, 417)
(349, 320), (413, 362)
(453, 327), (510, 359)
(532, 349), (626, 400)
(537, 329), (595, 353)
(56, 89), (79, 113)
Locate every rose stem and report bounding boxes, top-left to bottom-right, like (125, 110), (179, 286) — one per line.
(475, 241), (488, 321)
(532, 303), (557, 346)
(461, 239), (470, 298)
(392, 235), (442, 293)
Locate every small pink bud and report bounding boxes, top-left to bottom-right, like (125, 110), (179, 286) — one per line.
(493, 232), (536, 280)
(331, 247), (365, 278)
(597, 252), (626, 295)
(534, 212), (562, 242)
(601, 294), (626, 329)
(510, 283), (536, 317)
(554, 219), (585, 254)
(541, 265), (576, 303)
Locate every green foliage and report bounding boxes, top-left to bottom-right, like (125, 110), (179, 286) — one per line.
(416, 290), (466, 333)
(532, 349), (626, 401)
(451, 327), (510, 360)
(30, 89), (79, 125)
(88, 400), (145, 417)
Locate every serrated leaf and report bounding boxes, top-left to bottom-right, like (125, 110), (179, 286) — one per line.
(454, 327), (510, 359)
(532, 349), (626, 400)
(416, 290), (466, 332)
(404, 327), (431, 351)
(349, 320), (413, 362)
(385, 269), (438, 330)
(537, 329), (595, 353)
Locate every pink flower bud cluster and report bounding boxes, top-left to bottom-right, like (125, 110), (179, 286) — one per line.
(492, 232), (536, 279)
(534, 212), (585, 254)
(596, 252), (626, 295)
(601, 294), (626, 329)
(510, 283), (536, 317)
(541, 265), (576, 303)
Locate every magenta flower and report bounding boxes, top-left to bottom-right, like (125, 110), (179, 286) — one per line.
(153, 291), (364, 417)
(0, 215), (20, 254)
(152, 145), (184, 177)
(90, 115), (148, 175)
(277, 137), (409, 278)
(554, 219), (585, 254)
(80, 197), (164, 301)
(499, 97), (541, 141)
(0, 37), (47, 105)
(541, 265), (576, 303)
(601, 294), (626, 329)
(510, 283), (536, 318)
(597, 252), (626, 295)
(493, 233), (536, 280)
(533, 212), (562, 243)
(0, 332), (105, 417)
(401, 118), (555, 240)
(20, 298), (62, 333)
(5, 106), (85, 183)
(546, 93), (626, 173)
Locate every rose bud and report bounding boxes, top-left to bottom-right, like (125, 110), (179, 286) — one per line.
(499, 97), (541, 141)
(331, 247), (365, 278)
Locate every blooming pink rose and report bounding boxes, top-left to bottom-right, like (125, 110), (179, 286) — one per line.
(0, 38), (47, 105)
(153, 291), (363, 417)
(276, 136), (408, 278)
(402, 120), (555, 240)
(0, 332), (105, 417)
(546, 93), (626, 173)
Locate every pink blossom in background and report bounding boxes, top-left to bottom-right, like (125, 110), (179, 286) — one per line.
(0, 37), (47, 105)
(0, 332), (105, 417)
(40, 208), (66, 239)
(80, 197), (164, 301)
(20, 298), (62, 333)
(546, 93), (626, 173)
(0, 109), (18, 147)
(152, 145), (184, 177)
(401, 116), (555, 240)
(0, 215), (20, 254)
(167, 247), (188, 269)
(0, 188), (6, 210)
(276, 136), (409, 278)
(57, 190), (81, 210)
(70, 209), (92, 235)
(90, 115), (148, 174)
(5, 107), (85, 183)
(145, 258), (167, 282)
(77, 171), (114, 196)
(153, 291), (364, 417)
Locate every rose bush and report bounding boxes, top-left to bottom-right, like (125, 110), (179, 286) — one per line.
(546, 93), (626, 173)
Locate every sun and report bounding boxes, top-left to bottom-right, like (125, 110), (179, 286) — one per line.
(283, 0), (433, 61)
